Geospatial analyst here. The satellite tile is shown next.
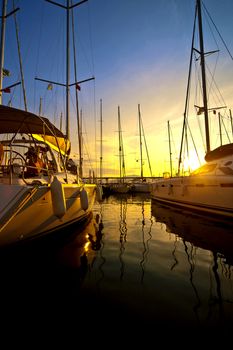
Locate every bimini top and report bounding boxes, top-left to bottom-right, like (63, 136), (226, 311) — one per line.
(0, 105), (63, 136)
(205, 143), (233, 162)
(0, 105), (71, 155)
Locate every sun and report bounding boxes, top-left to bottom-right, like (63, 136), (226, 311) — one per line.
(183, 151), (202, 173)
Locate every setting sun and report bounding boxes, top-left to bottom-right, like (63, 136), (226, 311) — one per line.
(183, 151), (203, 173)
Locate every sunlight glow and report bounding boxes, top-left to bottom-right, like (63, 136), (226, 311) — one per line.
(183, 151), (202, 173)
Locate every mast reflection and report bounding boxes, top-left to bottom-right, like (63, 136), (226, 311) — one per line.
(151, 201), (233, 325)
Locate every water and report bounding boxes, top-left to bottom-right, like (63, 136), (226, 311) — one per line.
(0, 193), (232, 344)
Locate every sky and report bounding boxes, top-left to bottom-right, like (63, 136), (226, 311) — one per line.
(2, 0), (233, 177)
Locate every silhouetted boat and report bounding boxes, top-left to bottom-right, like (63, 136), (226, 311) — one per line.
(151, 0), (233, 219)
(0, 0), (96, 247)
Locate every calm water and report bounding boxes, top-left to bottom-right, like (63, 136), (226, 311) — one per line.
(0, 193), (233, 344)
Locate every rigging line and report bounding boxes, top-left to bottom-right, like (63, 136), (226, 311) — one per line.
(82, 114), (94, 173)
(34, 0), (45, 75)
(87, 0), (95, 74)
(193, 54), (206, 151)
(169, 124), (177, 157)
(92, 78), (98, 178)
(205, 61), (227, 108)
(202, 3), (220, 51)
(71, 2), (82, 177)
(178, 4), (197, 175)
(187, 121), (202, 165)
(74, 3), (94, 76)
(202, 1), (233, 61)
(34, 0), (45, 111)
(140, 112), (153, 177)
(13, 0), (27, 111)
(220, 114), (231, 143)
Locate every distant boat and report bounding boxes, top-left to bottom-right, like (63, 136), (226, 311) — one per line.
(0, 0), (96, 247)
(130, 104), (152, 193)
(151, 0), (233, 219)
(110, 106), (131, 194)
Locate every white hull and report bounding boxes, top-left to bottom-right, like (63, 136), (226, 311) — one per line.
(0, 182), (96, 247)
(151, 174), (233, 218)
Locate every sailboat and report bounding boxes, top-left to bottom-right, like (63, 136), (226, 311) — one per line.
(110, 106), (131, 193)
(0, 0), (96, 247)
(151, 0), (233, 219)
(130, 104), (152, 193)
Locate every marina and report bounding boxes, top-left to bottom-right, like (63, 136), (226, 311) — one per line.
(0, 0), (232, 344)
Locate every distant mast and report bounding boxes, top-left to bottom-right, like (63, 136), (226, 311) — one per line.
(138, 104), (143, 179)
(100, 98), (103, 184)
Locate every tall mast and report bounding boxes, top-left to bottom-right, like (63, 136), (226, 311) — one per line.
(197, 0), (210, 153)
(13, 0), (27, 111)
(0, 0), (7, 104)
(118, 106), (122, 182)
(66, 0), (70, 140)
(167, 120), (173, 177)
(71, 3), (82, 176)
(138, 104), (143, 179)
(39, 0), (90, 142)
(100, 98), (103, 183)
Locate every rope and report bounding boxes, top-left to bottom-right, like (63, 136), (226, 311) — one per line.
(0, 186), (38, 233)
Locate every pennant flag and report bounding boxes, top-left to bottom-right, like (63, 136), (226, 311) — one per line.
(47, 83), (53, 90)
(76, 83), (81, 91)
(2, 68), (11, 77)
(2, 87), (11, 93)
(197, 106), (204, 115)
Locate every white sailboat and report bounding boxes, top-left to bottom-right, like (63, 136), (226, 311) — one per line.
(0, 0), (96, 247)
(130, 104), (152, 193)
(110, 106), (130, 193)
(151, 0), (233, 219)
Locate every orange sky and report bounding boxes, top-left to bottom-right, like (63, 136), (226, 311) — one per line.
(2, 0), (233, 177)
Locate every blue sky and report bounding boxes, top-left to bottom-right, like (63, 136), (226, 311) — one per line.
(2, 0), (233, 177)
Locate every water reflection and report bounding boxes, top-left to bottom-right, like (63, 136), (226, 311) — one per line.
(140, 200), (153, 283)
(118, 196), (127, 280)
(151, 201), (233, 327)
(0, 212), (104, 309)
(151, 201), (233, 261)
(89, 206), (106, 287)
(101, 193), (153, 283)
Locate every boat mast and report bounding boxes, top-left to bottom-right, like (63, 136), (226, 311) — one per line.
(65, 0), (70, 140)
(197, 0), (210, 153)
(71, 4), (82, 176)
(167, 120), (173, 177)
(38, 0), (91, 140)
(138, 104), (143, 179)
(118, 106), (122, 182)
(0, 0), (7, 104)
(118, 106), (126, 183)
(13, 0), (27, 111)
(100, 98), (103, 184)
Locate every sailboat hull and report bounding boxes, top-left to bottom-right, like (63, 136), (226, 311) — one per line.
(0, 183), (96, 247)
(151, 174), (233, 218)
